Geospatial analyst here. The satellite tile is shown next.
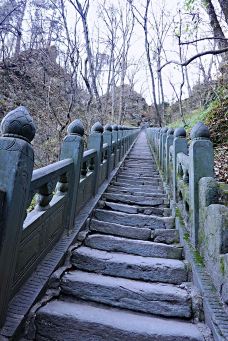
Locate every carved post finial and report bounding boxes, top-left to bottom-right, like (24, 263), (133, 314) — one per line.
(1, 106), (36, 143)
(67, 119), (84, 136)
(112, 124), (118, 131)
(104, 124), (112, 132)
(91, 122), (104, 133)
(190, 122), (210, 140)
(174, 127), (186, 138)
(167, 128), (174, 135)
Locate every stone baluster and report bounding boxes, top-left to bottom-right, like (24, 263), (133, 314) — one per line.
(58, 119), (84, 229)
(161, 127), (168, 173)
(88, 122), (103, 192)
(103, 124), (112, 177)
(189, 122), (214, 246)
(0, 106), (35, 327)
(112, 124), (118, 167)
(165, 128), (174, 185)
(118, 125), (123, 161)
(173, 127), (188, 203)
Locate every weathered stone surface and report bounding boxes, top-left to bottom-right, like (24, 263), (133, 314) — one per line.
(114, 178), (161, 186)
(117, 174), (161, 181)
(89, 219), (151, 240)
(61, 271), (191, 318)
(36, 300), (204, 341)
(107, 185), (165, 197)
(111, 181), (163, 191)
(151, 229), (180, 244)
(84, 234), (183, 259)
(103, 193), (164, 206)
(102, 201), (138, 214)
(102, 201), (168, 216)
(94, 209), (174, 229)
(72, 247), (187, 284)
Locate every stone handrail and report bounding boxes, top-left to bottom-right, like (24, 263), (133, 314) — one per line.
(0, 106), (139, 327)
(147, 123), (228, 311)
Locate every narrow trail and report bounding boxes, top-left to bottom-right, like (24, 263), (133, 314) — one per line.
(34, 131), (211, 340)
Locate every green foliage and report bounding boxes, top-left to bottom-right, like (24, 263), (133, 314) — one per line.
(220, 257), (225, 275)
(193, 249), (204, 266)
(184, 0), (196, 10)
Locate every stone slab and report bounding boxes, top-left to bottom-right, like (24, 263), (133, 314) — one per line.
(36, 300), (204, 341)
(61, 270), (191, 318)
(72, 246), (187, 284)
(103, 193), (164, 206)
(84, 234), (183, 259)
(102, 201), (168, 216)
(151, 229), (180, 244)
(94, 209), (174, 229)
(89, 219), (151, 240)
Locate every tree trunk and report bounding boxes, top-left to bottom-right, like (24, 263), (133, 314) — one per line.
(218, 0), (228, 26)
(14, 0), (27, 56)
(203, 0), (228, 49)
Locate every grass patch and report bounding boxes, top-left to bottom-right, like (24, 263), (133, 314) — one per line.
(193, 249), (204, 266)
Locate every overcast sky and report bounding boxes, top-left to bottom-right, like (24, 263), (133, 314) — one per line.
(65, 0), (217, 105)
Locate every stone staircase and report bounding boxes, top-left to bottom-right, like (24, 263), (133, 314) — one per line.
(34, 132), (212, 340)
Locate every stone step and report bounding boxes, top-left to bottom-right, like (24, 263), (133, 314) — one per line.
(72, 247), (187, 284)
(61, 271), (192, 318)
(94, 209), (174, 229)
(111, 181), (164, 191)
(89, 219), (151, 240)
(115, 178), (161, 186)
(151, 229), (180, 244)
(117, 175), (161, 182)
(103, 192), (165, 206)
(107, 185), (165, 197)
(84, 234), (183, 259)
(119, 171), (160, 177)
(100, 200), (170, 216)
(35, 300), (204, 341)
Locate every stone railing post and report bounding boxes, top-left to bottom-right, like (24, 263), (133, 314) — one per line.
(0, 106), (35, 327)
(189, 122), (214, 246)
(173, 127), (188, 202)
(112, 124), (119, 167)
(58, 119), (84, 229)
(165, 128), (174, 185)
(103, 124), (112, 177)
(122, 126), (127, 155)
(88, 122), (103, 192)
(118, 125), (123, 161)
(161, 127), (168, 173)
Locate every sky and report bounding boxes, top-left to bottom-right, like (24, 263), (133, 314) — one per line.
(64, 0), (220, 105)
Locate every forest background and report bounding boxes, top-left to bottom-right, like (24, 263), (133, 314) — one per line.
(0, 0), (227, 182)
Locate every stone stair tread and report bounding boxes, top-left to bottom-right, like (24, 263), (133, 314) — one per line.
(151, 229), (180, 244)
(111, 181), (163, 190)
(114, 178), (161, 186)
(61, 270), (192, 318)
(101, 200), (169, 216)
(103, 192), (165, 206)
(107, 185), (165, 197)
(72, 246), (187, 284)
(35, 300), (204, 341)
(94, 209), (174, 229)
(89, 219), (151, 240)
(84, 234), (183, 259)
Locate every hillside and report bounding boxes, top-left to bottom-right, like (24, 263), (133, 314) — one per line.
(0, 49), (148, 166)
(169, 88), (228, 184)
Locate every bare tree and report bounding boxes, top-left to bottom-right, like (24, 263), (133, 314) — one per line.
(128, 0), (162, 126)
(68, 0), (103, 117)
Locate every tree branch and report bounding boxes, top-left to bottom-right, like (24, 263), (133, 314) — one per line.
(159, 47), (228, 71)
(180, 36), (228, 45)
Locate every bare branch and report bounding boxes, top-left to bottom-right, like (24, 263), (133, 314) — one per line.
(180, 36), (228, 45)
(159, 47), (228, 71)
